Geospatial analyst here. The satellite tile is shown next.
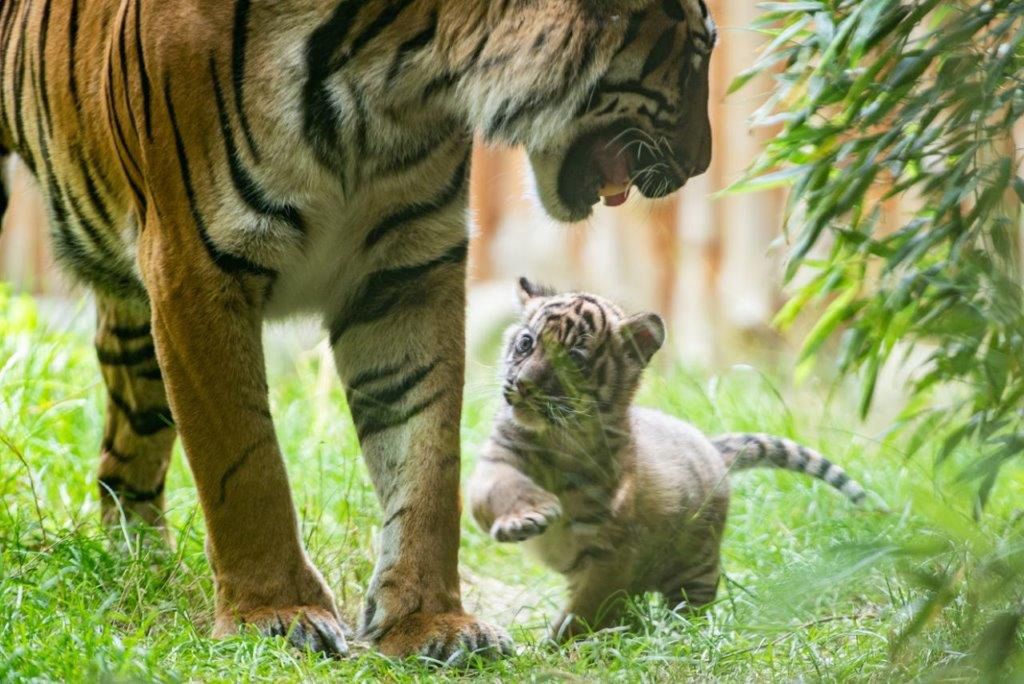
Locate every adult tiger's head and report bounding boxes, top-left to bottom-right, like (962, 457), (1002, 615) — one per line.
(500, 278), (665, 430)
(467, 0), (717, 222)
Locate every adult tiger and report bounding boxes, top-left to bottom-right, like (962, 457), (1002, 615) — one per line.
(0, 0), (716, 659)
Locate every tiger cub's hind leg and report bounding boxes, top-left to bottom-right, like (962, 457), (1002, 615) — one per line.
(552, 559), (634, 642)
(659, 540), (723, 612)
(95, 295), (177, 533)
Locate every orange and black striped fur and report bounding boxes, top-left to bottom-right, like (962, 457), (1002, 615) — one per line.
(468, 280), (867, 639)
(0, 0), (717, 660)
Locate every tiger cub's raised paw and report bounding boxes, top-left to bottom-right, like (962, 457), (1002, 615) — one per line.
(490, 499), (563, 542)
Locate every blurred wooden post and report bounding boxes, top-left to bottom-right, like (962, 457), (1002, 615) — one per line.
(0, 158), (55, 294)
(1015, 119), (1024, 279)
(1013, 119), (1024, 280)
(648, 198), (680, 321)
(674, 173), (718, 365)
(469, 141), (505, 281)
(713, 0), (783, 335)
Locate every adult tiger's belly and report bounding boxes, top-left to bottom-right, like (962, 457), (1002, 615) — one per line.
(261, 201), (381, 320)
(263, 176), (472, 324)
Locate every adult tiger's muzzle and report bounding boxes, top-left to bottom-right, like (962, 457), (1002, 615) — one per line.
(527, 86), (713, 222)
(534, 113), (711, 221)
(523, 1), (716, 223)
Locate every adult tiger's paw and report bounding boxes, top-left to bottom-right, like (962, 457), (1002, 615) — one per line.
(215, 606), (350, 656)
(490, 499), (563, 542)
(375, 612), (513, 664)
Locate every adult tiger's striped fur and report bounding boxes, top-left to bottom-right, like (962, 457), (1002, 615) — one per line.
(468, 279), (868, 640)
(0, 0), (717, 660)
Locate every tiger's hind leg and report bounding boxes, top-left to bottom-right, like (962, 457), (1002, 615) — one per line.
(658, 530), (725, 613)
(95, 295), (177, 533)
(660, 558), (721, 613)
(551, 557), (634, 642)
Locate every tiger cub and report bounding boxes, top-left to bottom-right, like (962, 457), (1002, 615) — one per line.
(468, 279), (867, 639)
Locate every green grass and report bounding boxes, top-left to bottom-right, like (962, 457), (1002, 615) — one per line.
(2, 286), (1022, 682)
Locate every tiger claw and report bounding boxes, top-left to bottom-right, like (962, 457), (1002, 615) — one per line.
(490, 501), (563, 542)
(375, 611), (513, 664)
(234, 606), (350, 657)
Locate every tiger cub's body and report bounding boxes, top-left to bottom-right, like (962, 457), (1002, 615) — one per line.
(0, 0), (718, 660)
(469, 280), (866, 638)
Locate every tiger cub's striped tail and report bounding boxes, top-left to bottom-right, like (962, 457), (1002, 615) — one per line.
(711, 433), (867, 504)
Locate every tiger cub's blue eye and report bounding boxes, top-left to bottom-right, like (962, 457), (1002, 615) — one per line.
(569, 348), (588, 366)
(515, 333), (534, 355)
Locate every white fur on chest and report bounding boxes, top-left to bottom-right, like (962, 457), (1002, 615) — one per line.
(261, 143), (471, 322)
(216, 18), (473, 321)
(524, 520), (583, 573)
(264, 196), (379, 317)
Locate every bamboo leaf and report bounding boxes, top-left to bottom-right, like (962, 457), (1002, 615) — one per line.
(736, 0), (1024, 508)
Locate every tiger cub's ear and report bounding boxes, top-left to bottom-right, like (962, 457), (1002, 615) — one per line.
(516, 277), (557, 306)
(619, 312), (666, 365)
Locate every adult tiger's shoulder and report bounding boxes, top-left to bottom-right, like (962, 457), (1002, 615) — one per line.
(0, 0), (717, 661)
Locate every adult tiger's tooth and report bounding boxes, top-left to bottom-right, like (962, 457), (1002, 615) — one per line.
(599, 183), (630, 198)
(601, 185), (631, 207)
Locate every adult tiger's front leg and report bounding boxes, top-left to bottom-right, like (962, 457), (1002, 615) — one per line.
(331, 242), (512, 661)
(137, 205), (347, 656)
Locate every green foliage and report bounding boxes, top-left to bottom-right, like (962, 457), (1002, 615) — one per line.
(734, 0), (1024, 503)
(732, 0), (1024, 673)
(2, 289), (1024, 680)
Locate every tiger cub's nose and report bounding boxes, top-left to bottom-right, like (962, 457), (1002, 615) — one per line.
(515, 378), (536, 399)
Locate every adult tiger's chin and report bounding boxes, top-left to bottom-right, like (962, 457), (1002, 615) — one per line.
(528, 143), (632, 224)
(527, 148), (586, 223)
(527, 149), (638, 224)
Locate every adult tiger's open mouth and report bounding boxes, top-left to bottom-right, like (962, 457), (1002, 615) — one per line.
(592, 138), (633, 208)
(556, 126), (637, 215)
(529, 121), (692, 222)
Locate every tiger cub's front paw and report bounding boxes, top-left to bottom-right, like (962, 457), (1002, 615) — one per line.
(490, 498), (563, 542)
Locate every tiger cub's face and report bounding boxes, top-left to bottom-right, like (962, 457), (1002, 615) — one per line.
(527, 0), (717, 221)
(501, 278), (665, 430)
